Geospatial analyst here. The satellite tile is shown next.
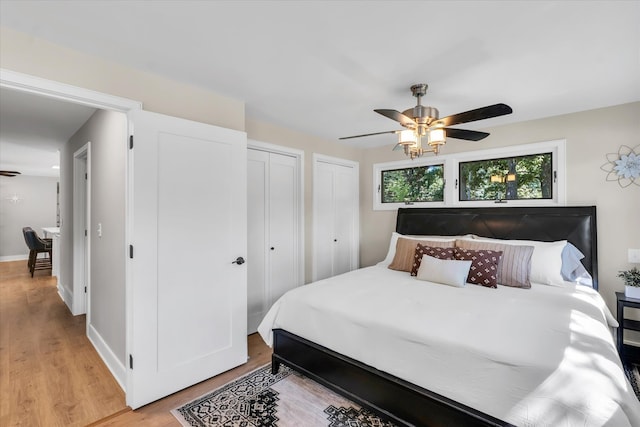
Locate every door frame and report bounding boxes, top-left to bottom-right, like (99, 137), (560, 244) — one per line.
(247, 139), (305, 288)
(311, 153), (360, 281)
(72, 142), (90, 315)
(0, 68), (141, 391)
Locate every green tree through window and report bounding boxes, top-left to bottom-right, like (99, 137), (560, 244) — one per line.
(459, 153), (552, 201)
(382, 165), (444, 203)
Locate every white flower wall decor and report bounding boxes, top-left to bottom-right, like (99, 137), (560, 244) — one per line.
(601, 145), (640, 188)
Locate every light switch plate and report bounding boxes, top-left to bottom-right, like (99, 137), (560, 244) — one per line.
(629, 248), (640, 263)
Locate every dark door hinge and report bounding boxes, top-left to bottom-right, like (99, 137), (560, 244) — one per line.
(84, 229), (87, 236)
(129, 245), (134, 259)
(84, 286), (87, 293)
(85, 173), (88, 180)
(129, 354), (133, 369)
(129, 135), (134, 149)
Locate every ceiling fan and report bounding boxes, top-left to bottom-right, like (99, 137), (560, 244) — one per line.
(340, 84), (513, 159)
(0, 170), (21, 177)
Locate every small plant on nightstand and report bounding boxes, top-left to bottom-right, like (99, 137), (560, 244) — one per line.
(619, 267), (640, 299)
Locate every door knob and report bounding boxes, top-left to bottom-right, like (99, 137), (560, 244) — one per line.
(232, 256), (245, 265)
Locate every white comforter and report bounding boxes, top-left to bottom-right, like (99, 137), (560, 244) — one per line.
(258, 266), (640, 427)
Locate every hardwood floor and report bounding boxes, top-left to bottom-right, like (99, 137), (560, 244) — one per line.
(0, 260), (272, 427)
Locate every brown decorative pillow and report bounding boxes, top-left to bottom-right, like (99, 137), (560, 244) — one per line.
(453, 247), (503, 288)
(388, 237), (454, 272)
(410, 244), (456, 276)
(455, 239), (534, 288)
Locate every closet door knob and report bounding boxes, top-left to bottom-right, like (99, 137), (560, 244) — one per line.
(232, 256), (245, 265)
(270, 247), (275, 251)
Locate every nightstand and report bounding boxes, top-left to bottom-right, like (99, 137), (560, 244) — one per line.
(616, 291), (640, 363)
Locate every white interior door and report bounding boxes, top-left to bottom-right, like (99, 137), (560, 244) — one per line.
(72, 144), (89, 316)
(126, 110), (247, 409)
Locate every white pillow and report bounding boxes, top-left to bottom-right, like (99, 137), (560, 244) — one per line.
(416, 256), (472, 288)
(472, 236), (567, 286)
(377, 232), (463, 267)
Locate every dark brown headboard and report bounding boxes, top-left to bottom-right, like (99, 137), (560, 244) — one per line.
(396, 206), (598, 290)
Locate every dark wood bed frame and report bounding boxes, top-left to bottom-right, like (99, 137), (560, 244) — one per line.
(272, 206), (598, 427)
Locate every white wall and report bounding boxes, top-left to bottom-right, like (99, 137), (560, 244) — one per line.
(0, 175), (58, 260)
(61, 110), (127, 366)
(360, 102), (640, 314)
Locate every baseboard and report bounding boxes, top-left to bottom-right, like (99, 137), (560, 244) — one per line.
(0, 254), (28, 262)
(57, 282), (74, 313)
(87, 323), (126, 392)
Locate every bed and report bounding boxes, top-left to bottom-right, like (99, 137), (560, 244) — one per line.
(258, 206), (640, 426)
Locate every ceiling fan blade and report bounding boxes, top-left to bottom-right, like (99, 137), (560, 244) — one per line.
(0, 170), (21, 177)
(374, 109), (417, 127)
(445, 128), (490, 141)
(437, 103), (512, 127)
(339, 130), (400, 140)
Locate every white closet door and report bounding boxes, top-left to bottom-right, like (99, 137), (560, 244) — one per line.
(247, 148), (301, 334)
(332, 163), (356, 276)
(313, 155), (359, 282)
(247, 150), (268, 335)
(268, 153), (298, 304)
(315, 161), (336, 281)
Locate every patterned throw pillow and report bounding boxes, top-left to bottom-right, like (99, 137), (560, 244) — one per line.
(453, 247), (503, 288)
(410, 244), (455, 276)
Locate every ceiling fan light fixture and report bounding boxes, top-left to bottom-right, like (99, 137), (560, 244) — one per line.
(340, 83), (513, 160)
(427, 127), (446, 146)
(398, 129), (418, 145)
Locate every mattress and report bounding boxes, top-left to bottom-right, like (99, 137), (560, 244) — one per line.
(258, 265), (640, 427)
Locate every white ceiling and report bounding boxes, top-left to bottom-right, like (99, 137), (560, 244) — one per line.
(0, 0), (638, 174)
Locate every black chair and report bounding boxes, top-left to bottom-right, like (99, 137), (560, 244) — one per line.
(22, 227), (53, 277)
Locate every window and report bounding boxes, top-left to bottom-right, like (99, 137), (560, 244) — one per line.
(459, 153), (553, 202)
(373, 140), (565, 210)
(381, 164), (444, 203)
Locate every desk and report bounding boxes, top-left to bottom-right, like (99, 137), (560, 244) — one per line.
(42, 227), (60, 277)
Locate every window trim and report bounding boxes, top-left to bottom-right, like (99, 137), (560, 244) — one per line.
(373, 139), (566, 210)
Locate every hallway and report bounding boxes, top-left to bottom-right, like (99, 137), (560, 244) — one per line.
(0, 261), (126, 426)
(0, 260), (273, 426)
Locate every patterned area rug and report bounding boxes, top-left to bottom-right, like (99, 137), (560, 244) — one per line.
(624, 363), (640, 400)
(172, 364), (396, 427)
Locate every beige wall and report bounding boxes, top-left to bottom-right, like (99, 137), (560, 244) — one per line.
(246, 118), (361, 283)
(361, 102), (640, 313)
(0, 27), (245, 130)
